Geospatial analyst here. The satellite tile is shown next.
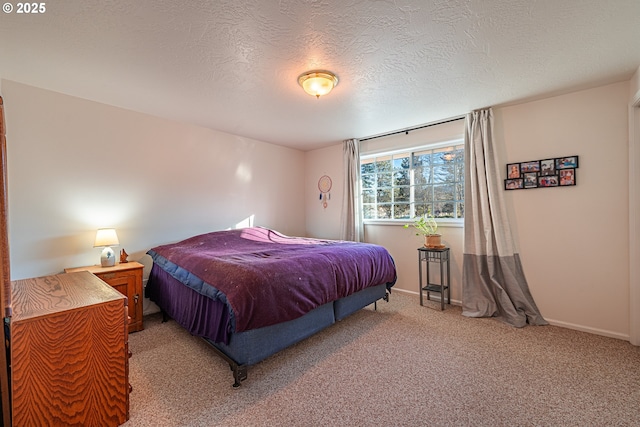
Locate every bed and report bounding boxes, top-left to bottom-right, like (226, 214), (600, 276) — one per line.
(146, 227), (397, 386)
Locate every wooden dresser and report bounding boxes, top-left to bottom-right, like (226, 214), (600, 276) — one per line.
(65, 262), (144, 333)
(10, 271), (129, 426)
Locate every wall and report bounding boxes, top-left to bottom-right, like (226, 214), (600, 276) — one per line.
(304, 144), (343, 240)
(3, 80), (306, 284)
(497, 81), (629, 339)
(306, 80), (632, 340)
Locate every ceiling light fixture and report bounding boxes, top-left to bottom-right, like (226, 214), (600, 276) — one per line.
(297, 70), (339, 99)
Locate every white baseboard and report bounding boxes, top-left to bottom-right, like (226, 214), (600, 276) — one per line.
(543, 318), (630, 342)
(391, 287), (462, 306)
(391, 288), (630, 342)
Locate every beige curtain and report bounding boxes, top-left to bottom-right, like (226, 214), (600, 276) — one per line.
(462, 109), (547, 326)
(340, 139), (363, 242)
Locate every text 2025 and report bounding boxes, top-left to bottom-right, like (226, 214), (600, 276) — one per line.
(17, 3), (45, 13)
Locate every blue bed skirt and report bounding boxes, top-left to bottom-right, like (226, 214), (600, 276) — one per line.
(214, 283), (388, 365)
(147, 264), (388, 366)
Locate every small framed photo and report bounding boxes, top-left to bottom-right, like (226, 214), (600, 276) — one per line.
(523, 172), (538, 188)
(556, 156), (578, 169)
(540, 159), (556, 176)
(538, 175), (559, 187)
(507, 163), (521, 179)
(520, 161), (540, 173)
(559, 168), (576, 186)
(505, 178), (524, 190)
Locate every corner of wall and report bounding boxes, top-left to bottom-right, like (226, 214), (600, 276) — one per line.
(630, 66), (640, 101)
(629, 65), (640, 346)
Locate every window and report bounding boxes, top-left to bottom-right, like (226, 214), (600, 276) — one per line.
(361, 142), (464, 220)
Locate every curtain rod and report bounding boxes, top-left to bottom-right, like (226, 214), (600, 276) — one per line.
(359, 115), (465, 142)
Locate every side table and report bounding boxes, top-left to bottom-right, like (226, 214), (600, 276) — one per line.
(418, 247), (451, 310)
(65, 261), (144, 333)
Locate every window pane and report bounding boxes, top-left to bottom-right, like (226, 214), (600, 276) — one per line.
(393, 187), (410, 202)
(434, 201), (455, 218)
(434, 184), (454, 201)
(393, 153), (411, 170)
(362, 189), (376, 203)
(455, 163), (464, 182)
(457, 202), (464, 218)
(394, 203), (410, 218)
(377, 188), (392, 203)
(414, 166), (432, 185)
(454, 147), (464, 163)
(456, 183), (464, 200)
(361, 159), (375, 174)
(393, 170), (410, 186)
(413, 151), (431, 168)
(361, 174), (375, 189)
(433, 164), (455, 183)
(375, 156), (392, 172)
(377, 204), (392, 219)
(377, 173), (392, 187)
(433, 147), (457, 164)
(414, 204), (433, 217)
(414, 185), (433, 203)
(363, 204), (375, 219)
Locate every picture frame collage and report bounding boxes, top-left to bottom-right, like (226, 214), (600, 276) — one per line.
(504, 156), (579, 190)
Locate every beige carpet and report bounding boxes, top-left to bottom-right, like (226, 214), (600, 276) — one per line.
(124, 292), (640, 427)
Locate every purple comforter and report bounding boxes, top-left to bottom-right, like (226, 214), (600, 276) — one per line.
(148, 227), (396, 332)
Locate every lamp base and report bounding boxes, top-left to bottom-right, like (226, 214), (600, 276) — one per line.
(100, 246), (116, 267)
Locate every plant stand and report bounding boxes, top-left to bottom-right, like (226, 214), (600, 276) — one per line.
(417, 247), (451, 310)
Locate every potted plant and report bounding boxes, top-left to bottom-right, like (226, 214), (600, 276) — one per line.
(404, 214), (443, 248)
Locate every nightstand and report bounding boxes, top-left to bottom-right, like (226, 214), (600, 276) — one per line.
(65, 261), (144, 333)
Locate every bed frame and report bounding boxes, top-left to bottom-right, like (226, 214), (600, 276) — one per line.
(150, 265), (390, 387)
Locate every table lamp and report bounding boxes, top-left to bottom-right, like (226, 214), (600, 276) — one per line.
(94, 228), (119, 267)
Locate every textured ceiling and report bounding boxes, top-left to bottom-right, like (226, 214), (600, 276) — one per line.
(1, 0), (639, 150)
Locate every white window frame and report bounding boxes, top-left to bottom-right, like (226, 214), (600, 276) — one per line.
(360, 138), (465, 228)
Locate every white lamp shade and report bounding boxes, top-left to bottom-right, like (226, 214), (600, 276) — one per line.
(94, 228), (119, 247)
(94, 228), (119, 267)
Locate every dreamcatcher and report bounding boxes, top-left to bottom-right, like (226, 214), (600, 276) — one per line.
(318, 175), (332, 209)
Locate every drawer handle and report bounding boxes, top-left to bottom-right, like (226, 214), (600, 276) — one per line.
(134, 294), (139, 304)
(101, 273), (116, 280)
